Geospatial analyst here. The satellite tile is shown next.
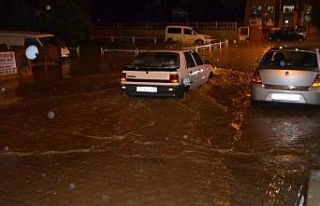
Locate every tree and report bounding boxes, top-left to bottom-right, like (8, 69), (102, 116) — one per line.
(0, 0), (37, 30)
(35, 0), (92, 46)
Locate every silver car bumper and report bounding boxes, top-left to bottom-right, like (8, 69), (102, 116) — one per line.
(251, 84), (320, 105)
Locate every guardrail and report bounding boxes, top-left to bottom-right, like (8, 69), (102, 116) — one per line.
(100, 39), (229, 56)
(100, 48), (147, 56)
(94, 21), (238, 30)
(92, 36), (157, 44)
(182, 39), (229, 52)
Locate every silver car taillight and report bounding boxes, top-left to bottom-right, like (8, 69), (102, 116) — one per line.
(311, 74), (320, 88)
(252, 71), (262, 84)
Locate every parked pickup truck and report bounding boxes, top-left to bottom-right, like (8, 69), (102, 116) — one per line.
(120, 49), (214, 98)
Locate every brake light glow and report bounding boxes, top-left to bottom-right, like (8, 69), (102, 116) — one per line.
(311, 74), (320, 87)
(120, 73), (126, 82)
(170, 74), (179, 83)
(252, 71), (262, 83)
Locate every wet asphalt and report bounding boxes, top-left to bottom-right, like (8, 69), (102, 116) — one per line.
(0, 40), (320, 206)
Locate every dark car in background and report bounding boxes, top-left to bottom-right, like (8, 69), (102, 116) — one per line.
(268, 29), (305, 41)
(295, 26), (307, 40)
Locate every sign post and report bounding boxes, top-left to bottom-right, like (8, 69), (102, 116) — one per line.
(0, 52), (17, 75)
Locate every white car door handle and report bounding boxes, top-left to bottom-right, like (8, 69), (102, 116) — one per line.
(190, 71), (198, 75)
(190, 69), (204, 75)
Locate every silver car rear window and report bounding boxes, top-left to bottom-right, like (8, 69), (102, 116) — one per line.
(261, 51), (318, 70)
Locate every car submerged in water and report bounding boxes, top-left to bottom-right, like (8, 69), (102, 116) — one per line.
(120, 50), (214, 98)
(251, 46), (320, 105)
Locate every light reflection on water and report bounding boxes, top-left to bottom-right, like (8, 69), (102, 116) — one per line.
(232, 102), (320, 155)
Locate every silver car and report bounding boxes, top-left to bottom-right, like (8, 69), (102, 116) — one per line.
(251, 46), (320, 105)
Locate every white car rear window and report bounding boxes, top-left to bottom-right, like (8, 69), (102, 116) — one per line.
(128, 52), (180, 70)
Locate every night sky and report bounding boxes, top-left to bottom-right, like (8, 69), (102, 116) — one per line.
(90, 0), (246, 22)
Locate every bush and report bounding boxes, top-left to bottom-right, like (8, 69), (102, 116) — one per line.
(35, 0), (93, 47)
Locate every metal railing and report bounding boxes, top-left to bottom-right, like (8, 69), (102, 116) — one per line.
(94, 21), (238, 30)
(182, 39), (229, 52)
(100, 39), (229, 56)
(92, 36), (157, 44)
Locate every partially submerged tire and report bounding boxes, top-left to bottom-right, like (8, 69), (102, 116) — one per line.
(174, 86), (185, 99)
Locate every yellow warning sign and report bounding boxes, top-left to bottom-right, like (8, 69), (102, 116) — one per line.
(266, 18), (274, 26)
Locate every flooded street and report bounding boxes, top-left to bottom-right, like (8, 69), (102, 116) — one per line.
(1, 41), (320, 205)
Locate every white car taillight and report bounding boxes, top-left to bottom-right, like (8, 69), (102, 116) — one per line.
(169, 74), (179, 83)
(120, 73), (126, 82)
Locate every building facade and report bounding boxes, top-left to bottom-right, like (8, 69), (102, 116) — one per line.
(244, 0), (314, 41)
(245, 0), (313, 28)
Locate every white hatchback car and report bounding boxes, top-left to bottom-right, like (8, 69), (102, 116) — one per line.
(251, 46), (320, 105)
(120, 50), (214, 98)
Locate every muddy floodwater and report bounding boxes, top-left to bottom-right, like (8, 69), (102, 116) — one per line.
(1, 41), (320, 206)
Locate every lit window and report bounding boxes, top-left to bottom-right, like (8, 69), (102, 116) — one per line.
(250, 6), (262, 18)
(283, 5), (295, 13)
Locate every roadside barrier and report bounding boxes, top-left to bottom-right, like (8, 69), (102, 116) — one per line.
(100, 48), (147, 56)
(100, 39), (228, 56)
(100, 40), (229, 56)
(93, 36), (157, 44)
(182, 39), (229, 52)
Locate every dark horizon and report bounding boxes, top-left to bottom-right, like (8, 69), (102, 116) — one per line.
(90, 0), (246, 22)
